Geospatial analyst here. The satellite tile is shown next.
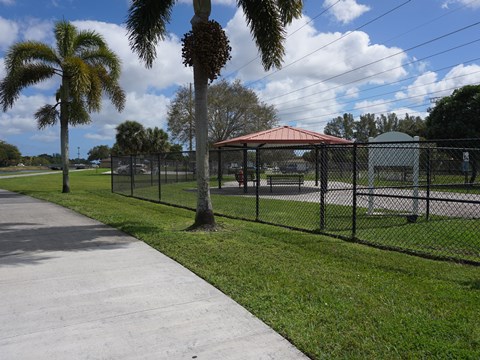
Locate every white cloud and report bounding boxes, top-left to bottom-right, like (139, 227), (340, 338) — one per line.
(21, 18), (53, 42)
(0, 16), (19, 49)
(442, 0), (480, 9)
(0, 0), (15, 5)
(399, 64), (480, 104)
(82, 92), (172, 142)
(0, 94), (49, 135)
(222, 8), (408, 134)
(324, 0), (371, 24)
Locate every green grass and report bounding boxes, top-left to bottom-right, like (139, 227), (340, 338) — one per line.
(1, 171), (479, 359)
(118, 177), (480, 262)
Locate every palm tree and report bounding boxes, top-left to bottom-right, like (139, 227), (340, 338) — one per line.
(115, 120), (146, 155)
(127, 0), (303, 228)
(143, 127), (170, 154)
(0, 20), (125, 193)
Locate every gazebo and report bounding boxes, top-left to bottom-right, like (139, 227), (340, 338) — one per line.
(214, 125), (351, 148)
(213, 126), (351, 192)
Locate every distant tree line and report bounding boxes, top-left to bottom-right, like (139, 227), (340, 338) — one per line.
(324, 112), (426, 142)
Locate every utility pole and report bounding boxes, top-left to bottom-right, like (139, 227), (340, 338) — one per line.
(77, 147), (80, 162)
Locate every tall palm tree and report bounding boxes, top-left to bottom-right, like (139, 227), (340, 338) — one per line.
(127, 0), (303, 228)
(0, 20), (125, 193)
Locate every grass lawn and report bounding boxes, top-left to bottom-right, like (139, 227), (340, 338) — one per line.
(119, 177), (480, 263)
(1, 170), (479, 359)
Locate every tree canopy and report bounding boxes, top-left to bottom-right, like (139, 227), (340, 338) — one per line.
(0, 140), (21, 167)
(168, 79), (278, 147)
(324, 112), (426, 142)
(114, 120), (173, 155)
(426, 84), (480, 140)
(87, 145), (111, 162)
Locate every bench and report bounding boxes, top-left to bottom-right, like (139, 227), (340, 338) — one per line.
(267, 174), (304, 192)
(235, 172), (256, 187)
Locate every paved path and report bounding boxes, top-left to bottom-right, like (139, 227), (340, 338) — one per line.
(0, 189), (307, 360)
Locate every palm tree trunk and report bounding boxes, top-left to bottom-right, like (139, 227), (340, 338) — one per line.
(193, 61), (215, 227)
(60, 79), (70, 193)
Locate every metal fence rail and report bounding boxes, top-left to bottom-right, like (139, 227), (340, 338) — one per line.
(112, 139), (480, 265)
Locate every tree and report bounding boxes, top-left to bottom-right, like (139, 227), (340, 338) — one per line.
(114, 120), (145, 155)
(127, 0), (303, 229)
(0, 21), (125, 193)
(426, 84), (480, 183)
(87, 145), (111, 162)
(354, 113), (377, 142)
(0, 140), (21, 167)
(397, 113), (425, 138)
(167, 84), (195, 151)
(143, 127), (170, 154)
(168, 79), (278, 146)
(376, 113), (399, 134)
(324, 113), (355, 140)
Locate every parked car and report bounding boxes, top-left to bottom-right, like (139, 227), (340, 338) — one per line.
(116, 164), (147, 175)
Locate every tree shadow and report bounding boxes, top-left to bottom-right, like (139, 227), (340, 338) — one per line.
(0, 222), (134, 267)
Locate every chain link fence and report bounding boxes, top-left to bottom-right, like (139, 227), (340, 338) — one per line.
(112, 139), (480, 264)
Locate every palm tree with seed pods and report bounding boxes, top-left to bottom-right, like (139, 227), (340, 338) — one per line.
(127, 0), (303, 229)
(0, 20), (125, 193)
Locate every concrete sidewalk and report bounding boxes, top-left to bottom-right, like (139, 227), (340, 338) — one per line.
(0, 189), (308, 360)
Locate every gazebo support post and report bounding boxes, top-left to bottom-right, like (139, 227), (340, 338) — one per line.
(218, 147), (222, 189)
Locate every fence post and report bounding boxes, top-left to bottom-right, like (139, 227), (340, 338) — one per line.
(158, 153), (162, 202)
(243, 144), (248, 194)
(426, 146), (431, 221)
(352, 143), (357, 239)
(150, 155), (154, 186)
(218, 148), (222, 189)
(255, 148), (260, 221)
(175, 160), (179, 182)
(110, 156), (114, 193)
(130, 155), (134, 197)
(320, 144), (327, 230)
(315, 146), (319, 187)
(164, 158), (168, 184)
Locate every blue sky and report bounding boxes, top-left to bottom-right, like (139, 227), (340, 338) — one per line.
(1, 0), (479, 157)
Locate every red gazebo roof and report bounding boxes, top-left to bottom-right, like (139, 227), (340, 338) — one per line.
(213, 126), (351, 147)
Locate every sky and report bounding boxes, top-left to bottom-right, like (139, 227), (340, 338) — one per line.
(1, 0), (480, 157)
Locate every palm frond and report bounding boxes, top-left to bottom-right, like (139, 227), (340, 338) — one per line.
(63, 57), (91, 97)
(277, 0), (303, 25)
(35, 104), (60, 129)
(238, 0), (286, 71)
(95, 66), (126, 112)
(86, 67), (102, 113)
(73, 30), (108, 54)
(126, 0), (176, 68)
(80, 47), (122, 80)
(3, 41), (59, 72)
(1, 64), (56, 111)
(68, 98), (91, 126)
(55, 20), (78, 58)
